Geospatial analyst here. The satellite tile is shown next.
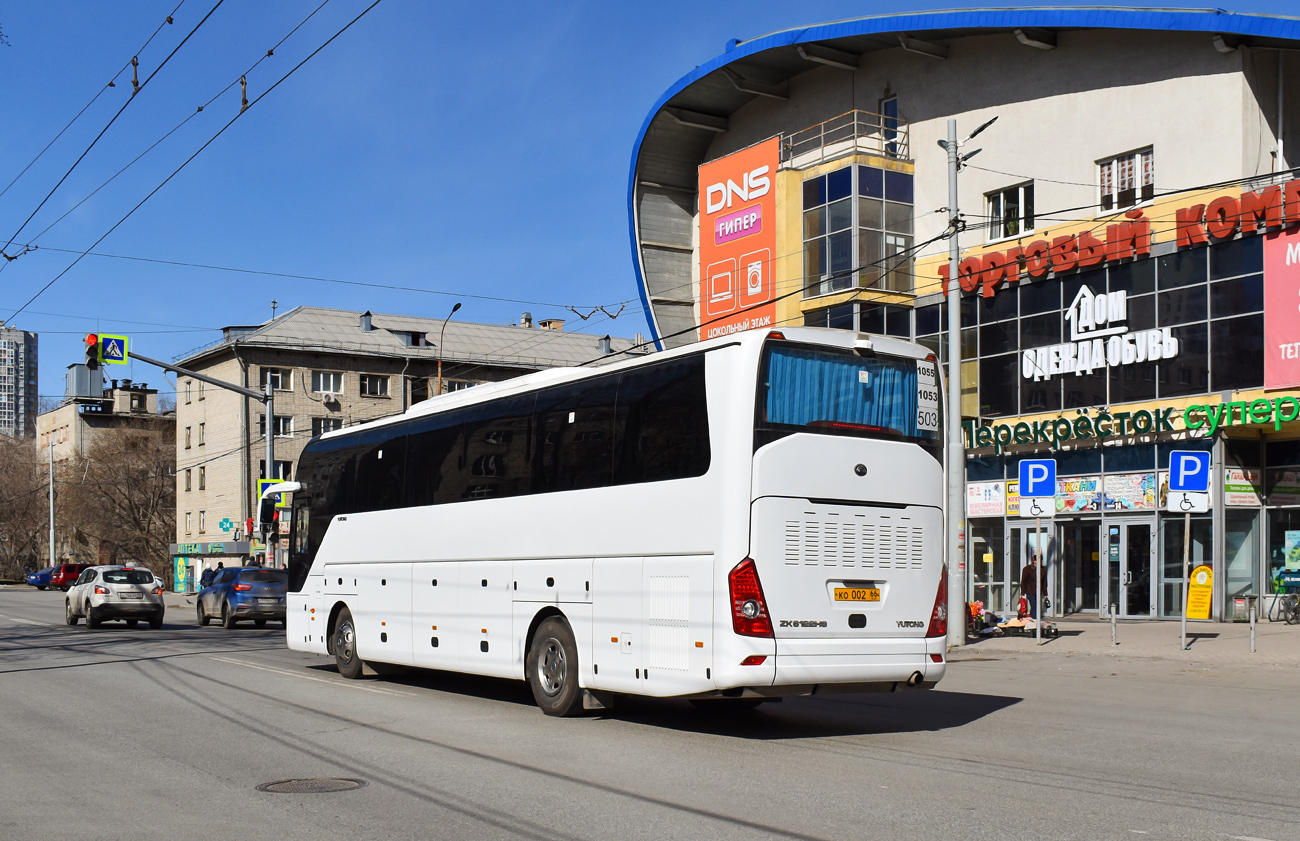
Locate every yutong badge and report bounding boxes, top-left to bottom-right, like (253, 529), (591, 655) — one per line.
(1022, 285), (1179, 382)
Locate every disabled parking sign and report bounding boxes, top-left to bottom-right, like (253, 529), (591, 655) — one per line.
(1018, 458), (1056, 518)
(1166, 450), (1210, 513)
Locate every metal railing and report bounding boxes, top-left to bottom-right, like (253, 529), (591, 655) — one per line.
(782, 110), (910, 167)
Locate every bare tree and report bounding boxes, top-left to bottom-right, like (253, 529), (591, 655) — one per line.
(64, 426), (176, 576)
(0, 435), (46, 578)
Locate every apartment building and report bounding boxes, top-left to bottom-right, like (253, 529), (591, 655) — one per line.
(35, 377), (174, 565)
(0, 321), (38, 438)
(172, 306), (637, 570)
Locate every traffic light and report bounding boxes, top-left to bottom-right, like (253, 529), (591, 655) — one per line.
(84, 333), (100, 370)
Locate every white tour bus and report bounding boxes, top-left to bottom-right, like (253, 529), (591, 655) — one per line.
(279, 327), (948, 715)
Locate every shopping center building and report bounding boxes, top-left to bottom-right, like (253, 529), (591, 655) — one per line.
(628, 7), (1300, 622)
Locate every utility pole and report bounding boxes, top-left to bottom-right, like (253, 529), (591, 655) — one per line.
(939, 116), (997, 650)
(265, 380), (276, 567)
(47, 439), (54, 568)
(943, 119), (964, 650)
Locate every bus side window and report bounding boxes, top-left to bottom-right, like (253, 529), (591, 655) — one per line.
(459, 395), (535, 501)
(405, 411), (462, 507)
(353, 434), (407, 512)
(532, 374), (619, 494)
(614, 355), (710, 485)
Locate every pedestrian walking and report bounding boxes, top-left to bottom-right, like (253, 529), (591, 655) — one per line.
(1021, 555), (1043, 619)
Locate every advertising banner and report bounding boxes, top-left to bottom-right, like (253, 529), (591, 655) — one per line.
(697, 137), (779, 341)
(1187, 564), (1213, 620)
(1223, 467), (1262, 506)
(1264, 224), (1300, 389)
(1007, 480), (1020, 517)
(1103, 472), (1156, 510)
(967, 481), (1006, 517)
(1058, 475), (1102, 513)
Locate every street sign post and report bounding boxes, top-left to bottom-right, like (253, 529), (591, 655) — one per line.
(1168, 450), (1211, 650)
(1018, 458), (1056, 645)
(98, 334), (129, 365)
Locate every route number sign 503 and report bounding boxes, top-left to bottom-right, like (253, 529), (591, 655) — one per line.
(916, 360), (940, 432)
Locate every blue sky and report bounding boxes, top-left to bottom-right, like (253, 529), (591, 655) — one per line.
(0, 0), (1291, 399)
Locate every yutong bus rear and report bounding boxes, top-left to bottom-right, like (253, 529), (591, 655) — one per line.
(731, 328), (947, 695)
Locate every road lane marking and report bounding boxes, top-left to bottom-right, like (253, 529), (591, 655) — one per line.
(0, 613), (49, 626)
(1230, 836), (1277, 841)
(209, 656), (413, 697)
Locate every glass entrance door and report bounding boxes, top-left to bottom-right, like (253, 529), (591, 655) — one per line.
(1058, 522), (1101, 614)
(1105, 520), (1155, 618)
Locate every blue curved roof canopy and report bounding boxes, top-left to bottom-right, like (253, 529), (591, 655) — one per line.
(628, 6), (1300, 348)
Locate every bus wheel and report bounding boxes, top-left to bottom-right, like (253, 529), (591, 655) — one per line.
(527, 617), (583, 717)
(333, 607), (364, 680)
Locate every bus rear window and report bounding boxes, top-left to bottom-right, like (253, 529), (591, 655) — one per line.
(756, 343), (940, 458)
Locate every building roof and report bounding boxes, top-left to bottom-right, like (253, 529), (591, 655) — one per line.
(628, 6), (1300, 347)
(177, 306), (640, 370)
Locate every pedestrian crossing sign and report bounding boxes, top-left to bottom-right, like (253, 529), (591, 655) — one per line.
(99, 334), (129, 365)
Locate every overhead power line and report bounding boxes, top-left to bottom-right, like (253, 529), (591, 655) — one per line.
(0, 0), (226, 257)
(18, 245), (602, 310)
(6, 0), (388, 322)
(0, 0), (336, 261)
(0, 1), (187, 204)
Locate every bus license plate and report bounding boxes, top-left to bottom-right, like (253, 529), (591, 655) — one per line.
(834, 588), (880, 602)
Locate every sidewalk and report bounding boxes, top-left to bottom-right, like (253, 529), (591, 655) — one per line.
(953, 614), (1300, 666)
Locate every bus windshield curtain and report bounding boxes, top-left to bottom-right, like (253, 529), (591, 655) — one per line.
(765, 346), (920, 435)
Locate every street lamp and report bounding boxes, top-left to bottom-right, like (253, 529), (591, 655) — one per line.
(435, 302), (461, 396)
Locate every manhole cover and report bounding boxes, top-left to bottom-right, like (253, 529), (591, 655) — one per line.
(256, 778), (367, 794)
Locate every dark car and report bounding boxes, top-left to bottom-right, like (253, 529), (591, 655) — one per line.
(26, 567), (54, 589)
(50, 564), (92, 591)
(196, 567), (287, 629)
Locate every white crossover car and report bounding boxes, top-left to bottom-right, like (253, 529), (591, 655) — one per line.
(65, 566), (165, 629)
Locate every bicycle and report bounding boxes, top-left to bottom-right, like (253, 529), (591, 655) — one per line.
(1268, 592), (1300, 624)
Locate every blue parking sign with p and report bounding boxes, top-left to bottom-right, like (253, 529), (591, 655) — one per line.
(1019, 459), (1056, 498)
(1169, 451), (1211, 492)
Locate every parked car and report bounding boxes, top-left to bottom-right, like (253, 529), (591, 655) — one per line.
(26, 567), (54, 589)
(196, 567), (287, 629)
(50, 564), (91, 591)
(65, 566), (165, 629)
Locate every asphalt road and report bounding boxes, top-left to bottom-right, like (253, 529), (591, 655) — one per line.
(1, 585), (1296, 841)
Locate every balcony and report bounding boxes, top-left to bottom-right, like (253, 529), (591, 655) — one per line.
(782, 110), (910, 169)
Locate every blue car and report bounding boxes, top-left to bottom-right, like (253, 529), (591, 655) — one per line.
(196, 567), (287, 629)
(26, 567), (54, 589)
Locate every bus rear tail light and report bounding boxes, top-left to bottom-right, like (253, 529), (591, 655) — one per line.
(925, 566), (948, 638)
(728, 558), (773, 638)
